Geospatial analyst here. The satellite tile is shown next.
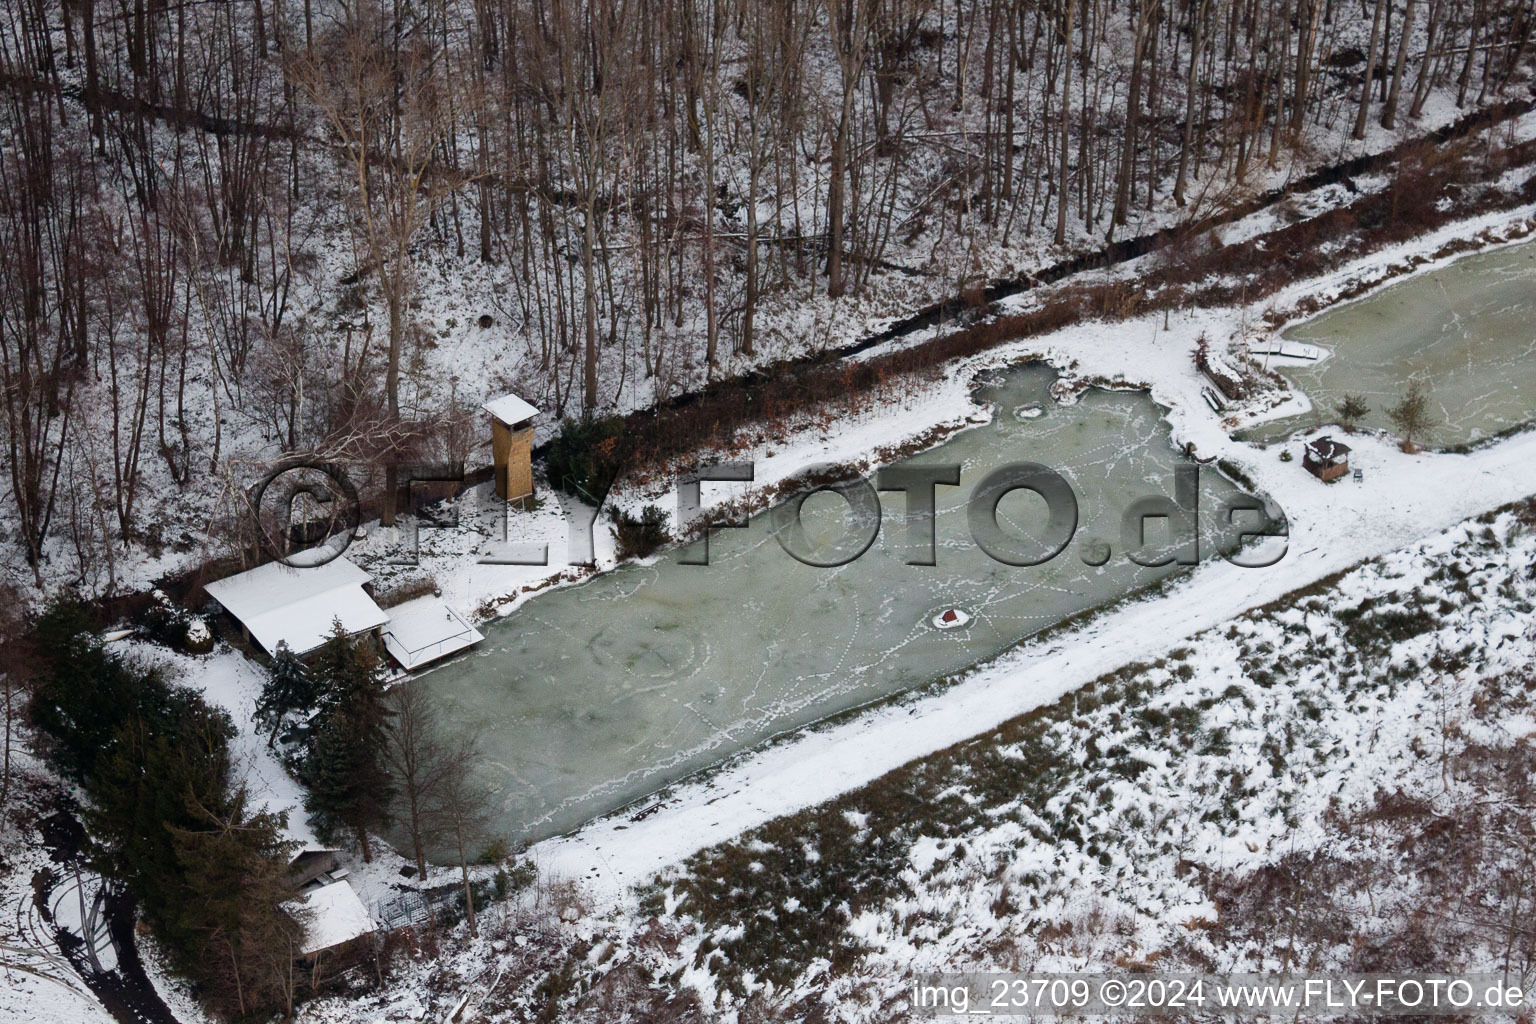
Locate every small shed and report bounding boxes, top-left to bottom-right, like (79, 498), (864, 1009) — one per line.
(283, 879), (375, 960)
(483, 392), (539, 502)
(1303, 435), (1351, 482)
(380, 595), (485, 672)
(286, 849), (341, 890)
(204, 556), (389, 656)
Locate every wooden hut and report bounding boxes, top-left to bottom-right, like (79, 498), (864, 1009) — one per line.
(1303, 435), (1351, 482)
(283, 879), (375, 966)
(482, 393), (539, 502)
(286, 849), (342, 889)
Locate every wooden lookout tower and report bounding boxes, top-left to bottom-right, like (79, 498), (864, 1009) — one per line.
(483, 392), (539, 502)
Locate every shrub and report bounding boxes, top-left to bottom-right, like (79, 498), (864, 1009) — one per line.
(477, 835), (512, 865)
(612, 504), (672, 560)
(375, 576), (439, 609)
(183, 617), (213, 654)
(546, 417), (627, 501)
(1216, 458), (1257, 493)
(494, 858), (538, 900)
(141, 598), (192, 651)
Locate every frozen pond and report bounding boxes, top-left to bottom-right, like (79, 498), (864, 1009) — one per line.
(1245, 240), (1536, 447)
(419, 364), (1267, 845)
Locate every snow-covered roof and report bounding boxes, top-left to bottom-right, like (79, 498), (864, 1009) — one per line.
(284, 880), (374, 955)
(482, 392), (539, 426)
(204, 556), (389, 656)
(1306, 435), (1351, 461)
(1248, 339), (1325, 361)
(380, 595), (485, 671)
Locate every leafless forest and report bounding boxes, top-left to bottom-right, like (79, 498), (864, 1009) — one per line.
(0, 0), (1531, 592)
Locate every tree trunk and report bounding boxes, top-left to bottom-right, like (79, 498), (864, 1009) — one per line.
(383, 292), (403, 527)
(1111, 0), (1152, 231)
(1055, 0), (1073, 244)
(1174, 0), (1206, 205)
(826, 102), (851, 297)
(1, 672), (12, 815)
(1409, 0), (1445, 118)
(1381, 0), (1418, 128)
(457, 825), (477, 937)
(582, 203), (599, 414)
(82, 0), (103, 145)
(1291, 0), (1319, 133)
(742, 160), (759, 357)
(702, 133), (719, 369)
(409, 801), (427, 882)
(477, 121), (493, 263)
(1352, 0), (1388, 139)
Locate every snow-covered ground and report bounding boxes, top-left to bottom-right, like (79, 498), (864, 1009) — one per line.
(0, 856), (116, 1024)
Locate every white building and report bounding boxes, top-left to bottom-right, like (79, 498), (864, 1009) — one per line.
(204, 556), (388, 657)
(205, 557), (482, 670)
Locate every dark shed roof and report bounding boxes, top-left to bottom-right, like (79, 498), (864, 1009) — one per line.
(1306, 436), (1351, 461)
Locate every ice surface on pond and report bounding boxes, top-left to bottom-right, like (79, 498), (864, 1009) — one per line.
(418, 364), (1261, 845)
(1248, 240), (1536, 447)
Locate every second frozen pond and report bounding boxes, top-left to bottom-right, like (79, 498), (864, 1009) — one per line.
(1246, 239), (1536, 448)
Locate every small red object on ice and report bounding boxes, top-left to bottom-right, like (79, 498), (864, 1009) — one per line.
(941, 609), (958, 623)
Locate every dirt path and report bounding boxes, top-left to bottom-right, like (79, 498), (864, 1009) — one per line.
(33, 803), (182, 1024)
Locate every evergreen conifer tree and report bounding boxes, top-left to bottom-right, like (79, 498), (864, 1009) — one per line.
(83, 690), (236, 941)
(303, 619), (394, 860)
(171, 789), (303, 1017)
(255, 641), (317, 747)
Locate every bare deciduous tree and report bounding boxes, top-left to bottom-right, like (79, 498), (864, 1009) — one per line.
(290, 2), (466, 523)
(383, 680), (457, 881)
(435, 731), (494, 938)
